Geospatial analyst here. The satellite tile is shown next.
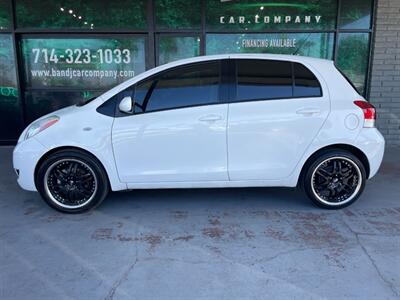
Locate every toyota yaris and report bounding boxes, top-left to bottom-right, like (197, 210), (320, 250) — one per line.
(13, 54), (385, 213)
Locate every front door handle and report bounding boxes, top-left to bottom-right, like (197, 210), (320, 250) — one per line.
(199, 114), (223, 122)
(296, 108), (321, 115)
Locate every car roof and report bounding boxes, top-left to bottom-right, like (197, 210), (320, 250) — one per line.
(97, 53), (333, 103)
(155, 53), (332, 71)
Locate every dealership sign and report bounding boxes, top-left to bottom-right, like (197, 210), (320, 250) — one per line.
(206, 0), (336, 30)
(220, 15), (322, 25)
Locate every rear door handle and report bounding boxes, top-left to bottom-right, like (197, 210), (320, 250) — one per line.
(296, 108), (321, 115)
(199, 114), (223, 122)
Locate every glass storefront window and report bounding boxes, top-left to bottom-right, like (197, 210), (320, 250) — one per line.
(24, 90), (102, 123)
(0, 0), (11, 30)
(206, 33), (334, 59)
(206, 0), (337, 31)
(0, 0), (377, 142)
(16, 0), (147, 29)
(158, 36), (200, 65)
(20, 37), (146, 89)
(339, 0), (372, 29)
(336, 33), (370, 95)
(155, 0), (201, 30)
(0, 35), (23, 140)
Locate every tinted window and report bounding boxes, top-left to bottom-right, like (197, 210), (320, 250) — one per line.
(20, 37), (146, 89)
(293, 63), (322, 97)
(134, 62), (220, 113)
(0, 35), (23, 140)
(155, 0), (201, 30)
(133, 79), (153, 113)
(158, 36), (201, 65)
(236, 60), (293, 102)
(206, 0), (337, 31)
(0, 0), (12, 30)
(16, 0), (147, 29)
(336, 32), (369, 95)
(206, 33), (334, 60)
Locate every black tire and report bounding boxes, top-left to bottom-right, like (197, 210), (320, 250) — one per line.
(303, 149), (366, 209)
(36, 149), (109, 213)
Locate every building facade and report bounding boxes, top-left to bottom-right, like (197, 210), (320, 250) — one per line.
(0, 0), (399, 145)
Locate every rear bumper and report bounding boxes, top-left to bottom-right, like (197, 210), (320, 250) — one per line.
(13, 138), (48, 191)
(356, 128), (385, 179)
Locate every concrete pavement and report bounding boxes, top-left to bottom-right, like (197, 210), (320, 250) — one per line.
(1, 146), (399, 299)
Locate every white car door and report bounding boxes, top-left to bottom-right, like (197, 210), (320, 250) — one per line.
(112, 61), (229, 183)
(227, 59), (330, 180)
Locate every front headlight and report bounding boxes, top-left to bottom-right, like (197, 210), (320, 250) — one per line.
(24, 115), (59, 141)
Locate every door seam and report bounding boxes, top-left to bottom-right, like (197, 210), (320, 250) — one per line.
(226, 103), (231, 181)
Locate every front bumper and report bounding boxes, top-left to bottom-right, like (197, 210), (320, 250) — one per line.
(356, 128), (385, 179)
(13, 138), (48, 191)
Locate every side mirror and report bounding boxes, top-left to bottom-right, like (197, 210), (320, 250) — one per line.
(119, 96), (133, 114)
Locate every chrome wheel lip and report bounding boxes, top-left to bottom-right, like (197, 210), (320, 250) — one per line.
(44, 158), (98, 209)
(311, 156), (362, 206)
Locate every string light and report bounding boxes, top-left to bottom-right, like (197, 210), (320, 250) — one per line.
(60, 7), (91, 27)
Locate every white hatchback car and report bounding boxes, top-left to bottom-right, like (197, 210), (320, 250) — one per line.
(13, 54), (385, 213)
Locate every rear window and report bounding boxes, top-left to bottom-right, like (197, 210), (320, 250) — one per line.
(293, 63), (322, 98)
(233, 59), (322, 102)
(235, 59), (293, 102)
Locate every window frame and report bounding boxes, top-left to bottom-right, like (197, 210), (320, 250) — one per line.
(227, 59), (323, 104)
(112, 59), (227, 117)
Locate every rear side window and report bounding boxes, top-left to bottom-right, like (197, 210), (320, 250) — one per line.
(134, 61), (220, 113)
(235, 59), (293, 101)
(293, 63), (322, 97)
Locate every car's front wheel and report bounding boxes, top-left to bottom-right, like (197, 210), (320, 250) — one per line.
(303, 150), (366, 209)
(36, 149), (109, 213)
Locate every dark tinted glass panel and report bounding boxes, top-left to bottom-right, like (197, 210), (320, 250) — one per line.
(134, 80), (153, 113)
(206, 33), (334, 59)
(158, 36), (201, 65)
(0, 0), (11, 30)
(155, 0), (201, 29)
(117, 80), (152, 114)
(0, 35), (23, 140)
(293, 63), (322, 97)
(206, 0), (337, 31)
(336, 33), (370, 95)
(339, 0), (372, 29)
(24, 90), (102, 122)
(20, 37), (146, 89)
(236, 60), (292, 101)
(16, 0), (146, 29)
(135, 62), (220, 113)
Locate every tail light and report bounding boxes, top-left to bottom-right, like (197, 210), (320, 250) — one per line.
(354, 100), (376, 128)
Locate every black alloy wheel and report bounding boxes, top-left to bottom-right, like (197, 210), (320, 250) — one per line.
(303, 150), (366, 209)
(36, 150), (109, 213)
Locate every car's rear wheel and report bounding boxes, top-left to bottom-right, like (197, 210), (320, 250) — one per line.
(303, 150), (366, 209)
(36, 150), (109, 213)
